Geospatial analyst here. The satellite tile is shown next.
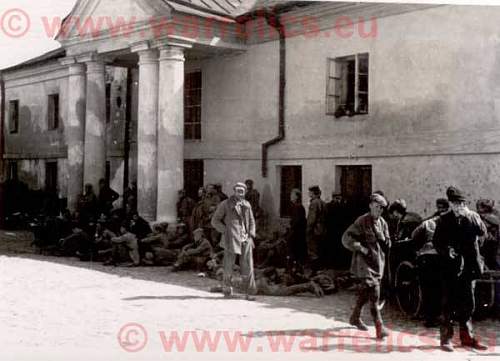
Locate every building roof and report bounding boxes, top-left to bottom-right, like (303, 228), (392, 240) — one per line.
(165, 0), (315, 17)
(0, 48), (66, 73)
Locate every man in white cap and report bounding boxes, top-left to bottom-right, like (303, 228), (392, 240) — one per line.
(212, 182), (257, 300)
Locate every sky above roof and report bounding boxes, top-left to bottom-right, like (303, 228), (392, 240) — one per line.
(1, 0), (499, 70)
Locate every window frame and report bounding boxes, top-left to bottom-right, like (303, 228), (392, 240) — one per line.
(47, 93), (60, 130)
(184, 70), (202, 141)
(326, 53), (369, 117)
(9, 99), (20, 134)
(45, 161), (58, 192)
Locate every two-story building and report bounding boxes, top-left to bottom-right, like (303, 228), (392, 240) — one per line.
(2, 0), (500, 222)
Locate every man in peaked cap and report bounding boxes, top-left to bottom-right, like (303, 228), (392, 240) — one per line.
(212, 182), (257, 300)
(342, 193), (391, 340)
(432, 186), (488, 352)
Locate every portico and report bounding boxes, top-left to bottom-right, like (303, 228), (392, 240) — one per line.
(56, 0), (247, 222)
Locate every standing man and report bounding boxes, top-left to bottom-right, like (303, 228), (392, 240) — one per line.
(306, 186), (327, 272)
(433, 186), (488, 352)
(326, 193), (351, 269)
(411, 198), (449, 328)
(342, 193), (391, 340)
(245, 179), (261, 215)
(288, 189), (307, 266)
(212, 182), (257, 300)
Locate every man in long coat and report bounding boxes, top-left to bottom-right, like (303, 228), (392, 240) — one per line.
(212, 182), (257, 299)
(306, 186), (327, 271)
(432, 186), (488, 352)
(342, 193), (391, 340)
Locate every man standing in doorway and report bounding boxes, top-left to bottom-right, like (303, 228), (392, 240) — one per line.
(433, 186), (488, 352)
(212, 182), (257, 300)
(306, 186), (327, 272)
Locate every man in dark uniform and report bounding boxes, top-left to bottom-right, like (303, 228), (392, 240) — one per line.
(306, 186), (327, 272)
(432, 186), (488, 352)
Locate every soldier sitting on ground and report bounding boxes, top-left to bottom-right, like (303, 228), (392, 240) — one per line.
(104, 222), (140, 267)
(93, 216), (117, 262)
(140, 222), (179, 266)
(171, 228), (213, 272)
(166, 223), (191, 250)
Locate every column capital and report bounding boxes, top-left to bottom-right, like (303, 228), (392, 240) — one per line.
(76, 52), (103, 64)
(60, 58), (86, 76)
(130, 41), (152, 53)
(158, 45), (185, 63)
(138, 49), (159, 66)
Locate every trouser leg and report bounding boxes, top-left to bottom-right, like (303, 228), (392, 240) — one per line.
(368, 283), (382, 323)
(127, 239), (141, 265)
(351, 284), (370, 320)
(240, 241), (257, 295)
(223, 249), (236, 294)
(458, 278), (476, 344)
(440, 275), (456, 345)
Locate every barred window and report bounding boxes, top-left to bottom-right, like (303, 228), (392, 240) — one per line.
(184, 71), (202, 140)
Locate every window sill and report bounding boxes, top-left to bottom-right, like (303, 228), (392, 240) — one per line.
(328, 112), (369, 119)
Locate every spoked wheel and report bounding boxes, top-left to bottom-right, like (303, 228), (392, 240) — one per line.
(474, 272), (496, 319)
(395, 261), (422, 317)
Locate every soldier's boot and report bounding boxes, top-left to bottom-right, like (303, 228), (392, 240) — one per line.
(349, 288), (369, 331)
(370, 299), (388, 339)
(460, 321), (488, 350)
(375, 320), (389, 340)
(440, 322), (455, 352)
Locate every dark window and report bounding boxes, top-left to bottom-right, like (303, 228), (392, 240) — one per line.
(9, 100), (19, 134)
(327, 53), (369, 117)
(184, 159), (204, 200)
(340, 165), (372, 218)
(106, 83), (112, 123)
(45, 162), (58, 192)
(184, 71), (202, 140)
(48, 94), (60, 130)
(7, 161), (18, 181)
(280, 166), (302, 217)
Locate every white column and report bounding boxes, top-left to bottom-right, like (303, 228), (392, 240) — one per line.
(136, 49), (159, 221)
(63, 60), (86, 212)
(83, 58), (106, 193)
(157, 46), (185, 223)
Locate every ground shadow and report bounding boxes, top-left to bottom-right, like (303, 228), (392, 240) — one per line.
(1, 234), (499, 353)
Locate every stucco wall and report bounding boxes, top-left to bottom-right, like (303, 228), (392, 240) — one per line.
(190, 5), (500, 217)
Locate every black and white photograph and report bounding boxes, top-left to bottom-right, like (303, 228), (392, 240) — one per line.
(0, 0), (499, 359)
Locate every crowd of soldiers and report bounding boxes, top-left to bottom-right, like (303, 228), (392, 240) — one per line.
(21, 177), (500, 350)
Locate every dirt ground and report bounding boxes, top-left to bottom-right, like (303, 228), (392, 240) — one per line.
(1, 230), (499, 361)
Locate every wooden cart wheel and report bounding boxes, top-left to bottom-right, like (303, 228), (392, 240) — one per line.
(395, 261), (422, 317)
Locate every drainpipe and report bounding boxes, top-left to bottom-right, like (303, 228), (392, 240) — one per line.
(261, 11), (286, 178)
